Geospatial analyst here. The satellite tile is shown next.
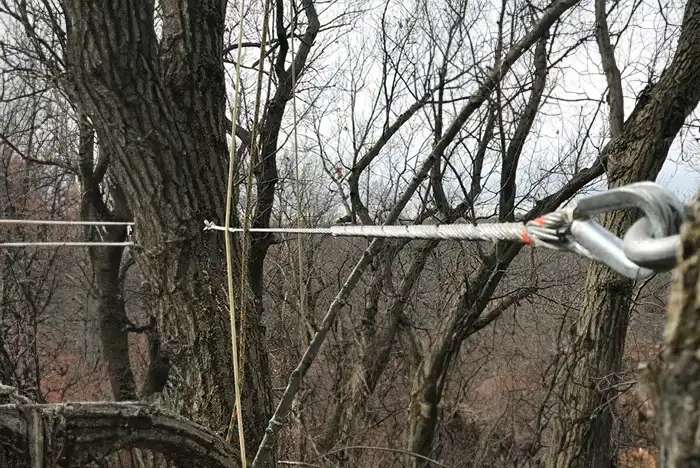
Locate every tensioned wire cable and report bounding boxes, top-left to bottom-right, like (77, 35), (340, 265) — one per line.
(0, 219), (134, 226)
(0, 219), (134, 247)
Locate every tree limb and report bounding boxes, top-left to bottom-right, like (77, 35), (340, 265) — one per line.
(250, 0), (582, 464)
(595, 0), (625, 138)
(0, 401), (240, 467)
(656, 189), (700, 465)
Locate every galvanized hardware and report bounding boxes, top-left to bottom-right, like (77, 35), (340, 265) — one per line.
(569, 182), (686, 277)
(569, 219), (654, 279)
(623, 217), (681, 272)
(572, 182), (686, 236)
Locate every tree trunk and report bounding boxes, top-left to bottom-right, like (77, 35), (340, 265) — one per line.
(61, 0), (272, 448)
(405, 246), (524, 465)
(318, 239), (441, 457)
(655, 192), (700, 466)
(0, 399), (241, 467)
(90, 237), (136, 401)
(78, 115), (138, 402)
(545, 0), (700, 465)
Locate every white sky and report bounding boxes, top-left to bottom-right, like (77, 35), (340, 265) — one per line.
(222, 0), (700, 222)
(0, 0), (698, 218)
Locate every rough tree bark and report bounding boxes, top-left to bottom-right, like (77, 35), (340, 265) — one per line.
(595, 0), (624, 139)
(59, 0), (260, 447)
(655, 191), (700, 466)
(0, 387), (241, 468)
(545, 0), (700, 465)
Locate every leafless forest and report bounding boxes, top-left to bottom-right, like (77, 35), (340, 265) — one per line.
(1, 0), (700, 466)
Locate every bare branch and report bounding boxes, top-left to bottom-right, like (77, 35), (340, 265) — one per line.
(0, 400), (240, 467)
(595, 0), (625, 137)
(251, 0), (581, 463)
(225, 117), (252, 148)
(470, 287), (538, 333)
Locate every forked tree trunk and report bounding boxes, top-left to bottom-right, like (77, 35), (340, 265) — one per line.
(89, 235), (135, 401)
(545, 0), (700, 465)
(78, 115), (137, 402)
(60, 0), (272, 449)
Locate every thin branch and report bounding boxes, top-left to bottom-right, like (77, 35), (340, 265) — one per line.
(250, 0), (582, 463)
(470, 287), (538, 333)
(0, 130), (75, 172)
(225, 117), (252, 148)
(595, 0), (624, 137)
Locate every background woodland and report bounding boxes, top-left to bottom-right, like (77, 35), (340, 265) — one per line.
(1, 0), (700, 466)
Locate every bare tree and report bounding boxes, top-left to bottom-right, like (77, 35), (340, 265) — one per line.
(0, 0), (328, 455)
(250, 0), (616, 465)
(2, 0), (700, 467)
(546, 0), (700, 465)
(0, 75), (115, 464)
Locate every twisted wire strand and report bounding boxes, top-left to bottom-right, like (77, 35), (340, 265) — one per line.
(204, 209), (602, 263)
(204, 210), (584, 251)
(0, 241), (134, 247)
(524, 210), (596, 260)
(0, 219), (134, 226)
(331, 223), (527, 241)
(203, 220), (532, 240)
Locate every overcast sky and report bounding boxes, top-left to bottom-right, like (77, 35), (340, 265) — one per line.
(233, 0), (700, 216)
(1, 0), (697, 215)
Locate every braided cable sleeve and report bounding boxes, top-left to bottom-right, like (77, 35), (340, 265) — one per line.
(203, 213), (587, 255)
(525, 209), (596, 260)
(328, 223), (527, 242)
